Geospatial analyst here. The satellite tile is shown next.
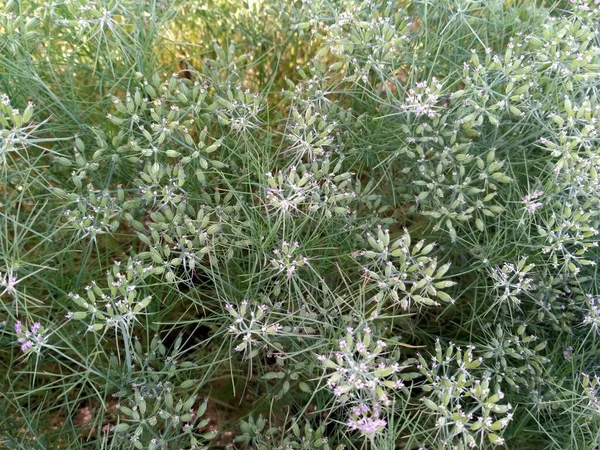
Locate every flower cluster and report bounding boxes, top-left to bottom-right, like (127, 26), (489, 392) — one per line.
(96, 70), (231, 182)
(0, 267), (17, 297)
(401, 78), (444, 119)
(417, 341), (513, 448)
(270, 240), (309, 279)
(537, 203), (599, 275)
(347, 403), (387, 440)
(300, 0), (413, 85)
(132, 196), (221, 285)
(318, 327), (406, 406)
(582, 294), (600, 333)
(570, 0), (600, 18)
(265, 167), (315, 215)
(357, 227), (456, 311)
(15, 320), (46, 354)
(264, 158), (367, 220)
(134, 162), (190, 210)
(114, 392), (216, 450)
(481, 324), (550, 391)
(529, 277), (580, 333)
(400, 112), (511, 240)
(235, 414), (332, 450)
(523, 190), (544, 214)
(581, 373), (600, 416)
(0, 93), (40, 166)
(489, 258), (537, 307)
(225, 300), (287, 359)
(113, 367), (215, 450)
(61, 183), (123, 243)
(67, 259), (153, 333)
(286, 106), (335, 161)
(214, 86), (264, 136)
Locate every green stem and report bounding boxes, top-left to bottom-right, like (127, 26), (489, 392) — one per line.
(120, 323), (133, 382)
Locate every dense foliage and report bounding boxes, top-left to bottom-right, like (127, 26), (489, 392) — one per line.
(1, 0), (600, 449)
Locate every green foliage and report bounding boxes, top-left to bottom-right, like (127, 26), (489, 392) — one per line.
(1, 0), (600, 449)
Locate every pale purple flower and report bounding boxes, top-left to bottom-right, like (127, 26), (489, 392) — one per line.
(347, 402), (387, 438)
(523, 190), (544, 214)
(0, 268), (18, 296)
(15, 320), (46, 353)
